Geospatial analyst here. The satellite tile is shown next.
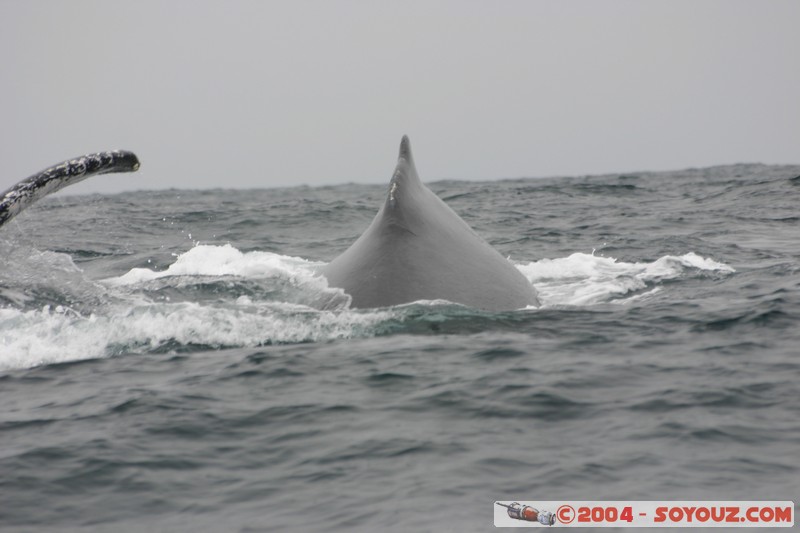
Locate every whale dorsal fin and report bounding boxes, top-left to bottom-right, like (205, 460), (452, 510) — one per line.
(322, 136), (539, 310)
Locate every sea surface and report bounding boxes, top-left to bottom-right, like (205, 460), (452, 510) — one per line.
(1, 164), (798, 531)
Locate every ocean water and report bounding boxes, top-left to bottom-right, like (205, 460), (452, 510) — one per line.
(1, 164), (798, 531)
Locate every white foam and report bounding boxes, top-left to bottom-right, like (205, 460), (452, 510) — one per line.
(106, 244), (324, 285)
(516, 252), (734, 306)
(0, 302), (395, 371)
(0, 244), (395, 370)
(0, 244), (735, 370)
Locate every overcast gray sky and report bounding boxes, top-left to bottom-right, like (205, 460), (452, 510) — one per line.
(1, 0), (798, 194)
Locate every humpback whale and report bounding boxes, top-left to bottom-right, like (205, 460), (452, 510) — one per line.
(0, 150), (140, 228)
(322, 136), (539, 310)
(2, 142), (536, 311)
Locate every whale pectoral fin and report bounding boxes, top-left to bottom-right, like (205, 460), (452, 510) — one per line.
(0, 150), (140, 228)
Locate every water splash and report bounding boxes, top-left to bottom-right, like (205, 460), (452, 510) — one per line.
(0, 244), (734, 370)
(516, 252), (734, 306)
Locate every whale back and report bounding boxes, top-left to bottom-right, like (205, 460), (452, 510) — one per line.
(322, 136), (539, 310)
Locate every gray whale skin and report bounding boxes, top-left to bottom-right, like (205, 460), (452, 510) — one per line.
(322, 136), (539, 311)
